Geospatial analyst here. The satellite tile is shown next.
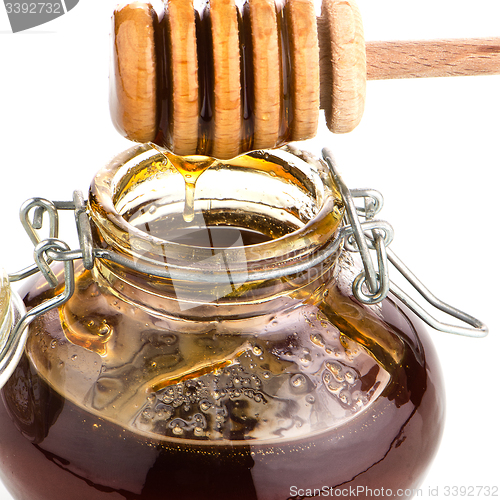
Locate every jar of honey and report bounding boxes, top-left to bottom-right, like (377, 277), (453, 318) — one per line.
(0, 144), (446, 500)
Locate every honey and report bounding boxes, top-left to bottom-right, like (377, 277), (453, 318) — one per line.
(0, 146), (444, 499)
(150, 145), (218, 222)
(0, 294), (442, 500)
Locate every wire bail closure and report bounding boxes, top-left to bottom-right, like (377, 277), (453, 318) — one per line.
(0, 149), (488, 389)
(322, 148), (487, 338)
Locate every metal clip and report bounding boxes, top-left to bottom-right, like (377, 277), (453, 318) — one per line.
(0, 240), (74, 388)
(322, 148), (487, 338)
(323, 149), (392, 304)
(20, 198), (59, 246)
(73, 191), (95, 270)
(9, 191), (92, 283)
(9, 198), (61, 283)
(387, 250), (487, 338)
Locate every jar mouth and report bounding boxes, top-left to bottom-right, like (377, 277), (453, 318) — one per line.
(88, 144), (344, 280)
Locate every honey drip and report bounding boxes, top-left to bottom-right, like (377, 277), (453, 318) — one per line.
(151, 144), (218, 222)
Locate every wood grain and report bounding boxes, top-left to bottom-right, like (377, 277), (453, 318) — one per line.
(250, 0), (280, 150)
(319, 0), (366, 134)
(211, 0), (242, 159)
(110, 2), (158, 143)
(167, 0), (199, 156)
(286, 0), (320, 141)
(110, 2), (500, 155)
(366, 38), (500, 80)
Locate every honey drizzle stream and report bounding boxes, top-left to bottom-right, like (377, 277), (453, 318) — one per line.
(150, 0), (295, 220)
(151, 144), (218, 222)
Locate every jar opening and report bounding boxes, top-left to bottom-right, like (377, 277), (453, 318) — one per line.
(88, 145), (344, 311)
(89, 144), (344, 273)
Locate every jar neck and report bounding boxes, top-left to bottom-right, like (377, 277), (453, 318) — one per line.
(88, 145), (344, 319)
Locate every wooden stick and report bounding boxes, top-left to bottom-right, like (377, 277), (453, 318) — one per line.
(110, 1), (500, 159)
(366, 37), (500, 80)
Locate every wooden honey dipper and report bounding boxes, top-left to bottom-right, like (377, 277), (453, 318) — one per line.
(110, 0), (500, 160)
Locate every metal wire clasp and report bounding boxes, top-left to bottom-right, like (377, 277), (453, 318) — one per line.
(0, 238), (74, 388)
(322, 148), (488, 338)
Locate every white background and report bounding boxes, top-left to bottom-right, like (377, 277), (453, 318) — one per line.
(0, 1), (499, 498)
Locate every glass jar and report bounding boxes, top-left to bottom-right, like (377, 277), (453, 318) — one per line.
(0, 145), (444, 500)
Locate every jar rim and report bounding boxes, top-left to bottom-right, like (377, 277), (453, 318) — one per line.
(88, 144), (344, 279)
